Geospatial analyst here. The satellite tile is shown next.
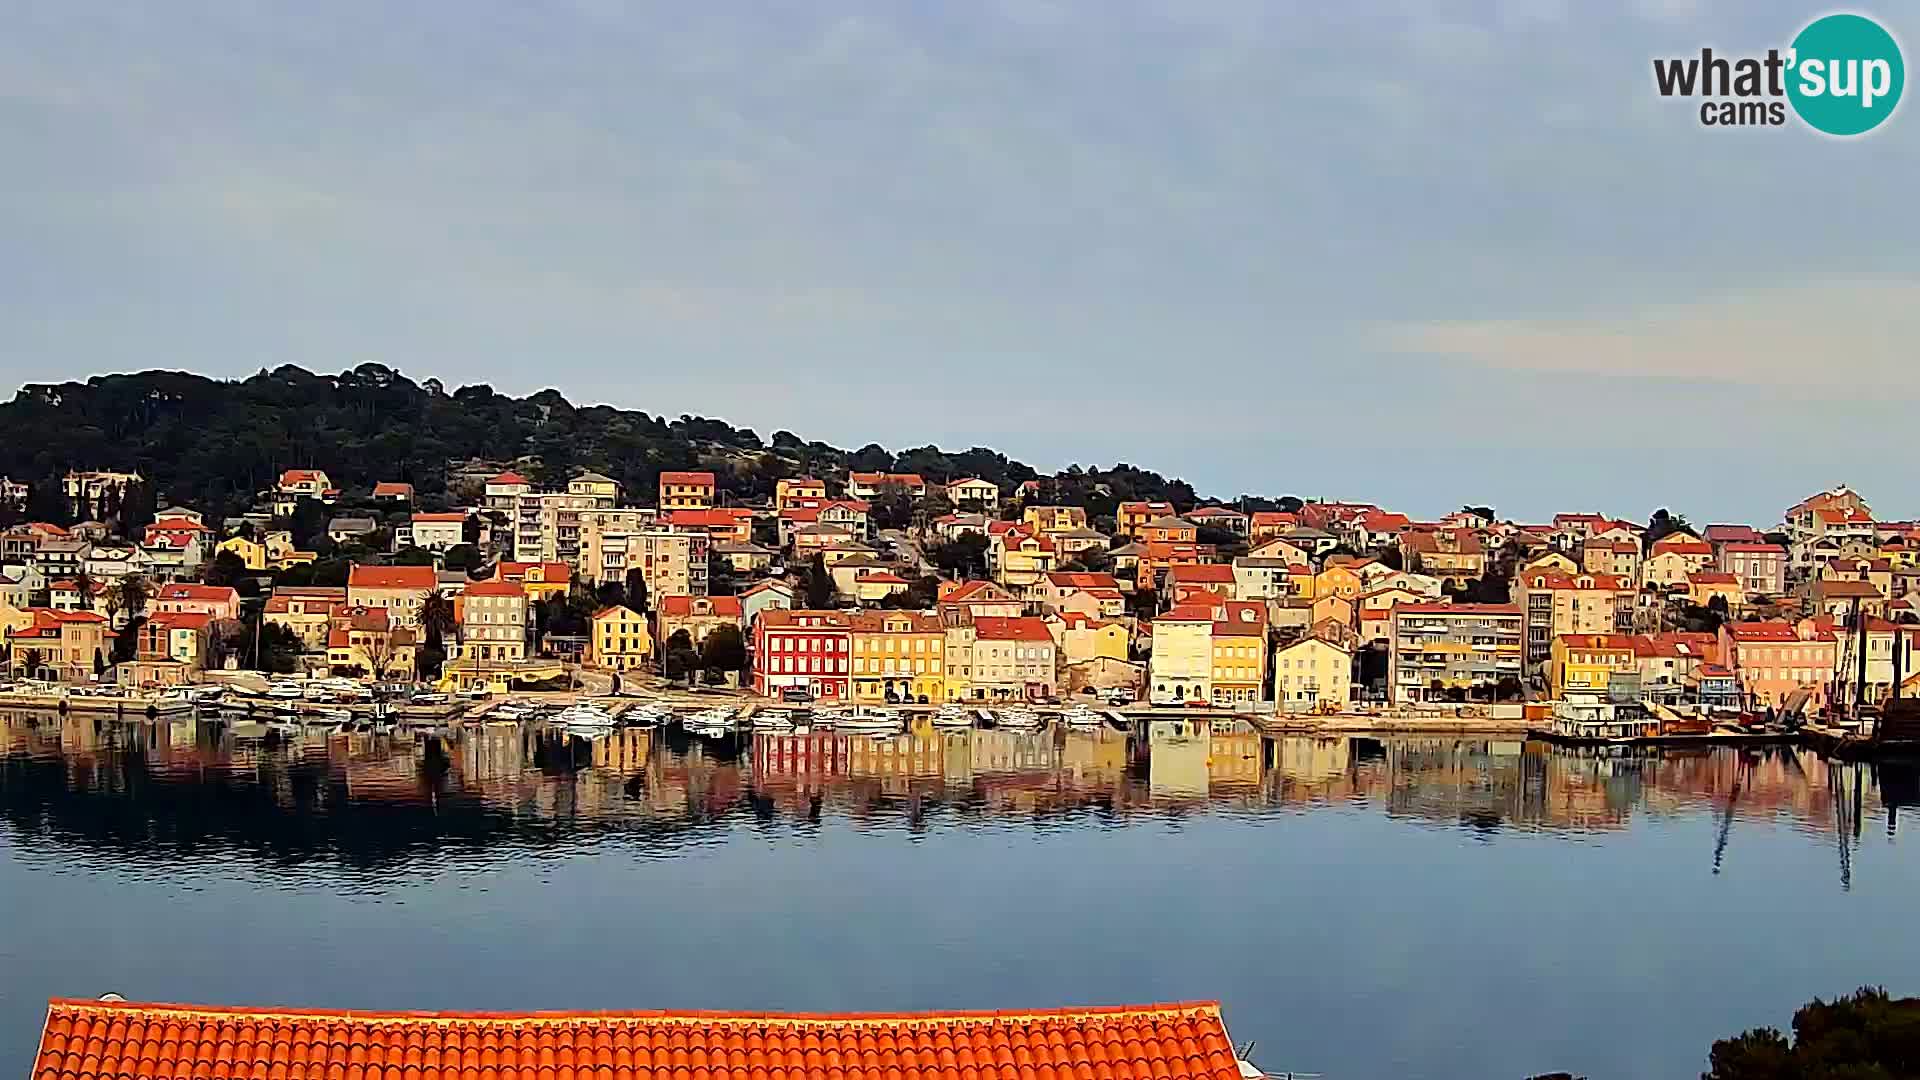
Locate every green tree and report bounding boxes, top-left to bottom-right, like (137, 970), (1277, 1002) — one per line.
(70, 569), (98, 610)
(24, 482), (70, 526)
(21, 648), (45, 679)
(806, 553), (834, 609)
(664, 629), (699, 682)
(699, 623), (747, 681)
(111, 616), (144, 663)
(624, 568), (650, 614)
(1704, 987), (1920, 1080)
(442, 543), (479, 573)
(202, 550), (249, 588)
(390, 546), (436, 567)
(1644, 508), (1694, 551)
(115, 574), (151, 622)
(255, 623), (303, 675)
(928, 534), (988, 578)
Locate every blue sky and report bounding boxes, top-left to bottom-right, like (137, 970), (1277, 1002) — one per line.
(3, 2), (1915, 524)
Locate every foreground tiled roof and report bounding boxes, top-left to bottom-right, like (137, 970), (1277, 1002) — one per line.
(32, 998), (1241, 1080)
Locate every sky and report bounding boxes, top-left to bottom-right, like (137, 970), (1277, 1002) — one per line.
(2, 2), (1916, 526)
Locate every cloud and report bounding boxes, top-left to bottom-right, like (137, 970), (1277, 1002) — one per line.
(1375, 279), (1920, 392)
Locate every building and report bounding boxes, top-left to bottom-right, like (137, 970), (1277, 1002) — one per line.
(459, 580), (529, 664)
(1208, 600), (1268, 709)
(1188, 506), (1249, 537)
(1548, 634), (1638, 699)
(1642, 534), (1715, 588)
(1024, 505), (1089, 534)
(1784, 485), (1873, 571)
(1398, 528), (1485, 586)
(587, 604), (653, 671)
(263, 586), (347, 653)
(151, 583), (240, 621)
(327, 516), (379, 545)
(937, 579), (1023, 620)
(1809, 577), (1887, 621)
(752, 610), (852, 702)
(943, 477), (999, 510)
(1720, 620), (1836, 710)
(845, 472), (927, 499)
(1273, 635), (1353, 712)
(1686, 571), (1743, 612)
(665, 507), (754, 546)
(739, 578), (796, 628)
(325, 606), (417, 679)
(127, 611), (212, 685)
(1582, 538), (1642, 581)
(1148, 605), (1213, 705)
(405, 512), (467, 551)
(970, 615), (1056, 701)
(345, 564), (439, 628)
(1249, 511), (1299, 544)
(1162, 563), (1238, 607)
(656, 594), (744, 651)
(568, 471), (621, 503)
(991, 529), (1058, 597)
(1718, 541), (1787, 597)
(511, 492), (612, 563)
(1511, 570), (1632, 670)
(62, 469), (142, 518)
(1053, 612), (1129, 664)
(29, 997), (1246, 1080)
(494, 561), (572, 602)
(658, 470), (717, 511)
(7, 609), (114, 682)
(371, 482), (414, 504)
(1116, 501), (1176, 538)
(775, 476), (828, 510)
(575, 509), (707, 596)
(849, 611), (945, 704)
(1388, 603), (1524, 703)
(483, 470), (531, 510)
(142, 516), (212, 568)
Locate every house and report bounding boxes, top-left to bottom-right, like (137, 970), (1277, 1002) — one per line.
(1282, 526), (1341, 557)
(1582, 538), (1642, 581)
(1809, 577), (1887, 620)
(1718, 541), (1788, 597)
(739, 578), (796, 628)
(929, 512), (991, 544)
(849, 611), (945, 704)
(1686, 571), (1743, 612)
(47, 579), (103, 613)
(1140, 516), (1198, 546)
(1148, 605), (1213, 705)
(568, 471), (621, 504)
(457, 580), (529, 664)
(404, 512), (467, 551)
(587, 604), (653, 671)
(1313, 564), (1363, 603)
(371, 482), (414, 504)
(1246, 535), (1313, 567)
(752, 610), (852, 702)
(1117, 501), (1176, 538)
(1821, 556), (1894, 598)
(1784, 485), (1873, 571)
(1346, 511), (1412, 551)
(1232, 557), (1304, 601)
(1705, 524), (1764, 547)
(29, 997), (1245, 1080)
(1634, 631), (1722, 700)
(1387, 603), (1524, 703)
(1511, 570), (1633, 670)
(263, 586), (347, 652)
(1548, 634), (1638, 699)
(1249, 511), (1300, 544)
(142, 517), (212, 567)
(658, 470), (717, 511)
(1720, 620), (1836, 710)
(483, 470), (532, 510)
(125, 610), (212, 685)
(846, 472), (927, 499)
(216, 535), (272, 571)
(1023, 505), (1089, 534)
(326, 516), (379, 545)
(1188, 506), (1249, 537)
(938, 579), (1023, 620)
(791, 522), (855, 554)
(1053, 611), (1129, 664)
(944, 477), (1000, 511)
(775, 476), (828, 510)
(992, 529), (1057, 596)
(325, 606), (417, 679)
(1643, 534), (1715, 587)
(1399, 527), (1485, 586)
(1273, 635), (1353, 712)
(1208, 599), (1268, 709)
(970, 615), (1056, 701)
(656, 594), (744, 651)
(152, 583), (240, 621)
(1161, 563), (1237, 607)
(850, 569), (911, 604)
(494, 560), (571, 601)
(346, 564), (439, 628)
(276, 468), (336, 505)
(713, 541), (775, 575)
(1039, 571), (1127, 617)
(1051, 527), (1109, 561)
(7, 608), (114, 682)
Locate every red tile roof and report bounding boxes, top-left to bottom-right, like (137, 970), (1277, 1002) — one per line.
(372, 482), (413, 497)
(1725, 622), (1800, 642)
(487, 470), (530, 486)
(347, 565), (438, 591)
(1688, 571), (1739, 585)
(1718, 542), (1785, 554)
(412, 512), (468, 523)
(974, 615), (1053, 642)
(1558, 633), (1637, 650)
(279, 469), (326, 486)
(660, 470), (717, 486)
(1650, 534), (1713, 556)
(1165, 564), (1236, 585)
(155, 583), (238, 603)
(1395, 602), (1519, 615)
(464, 580), (526, 598)
(497, 561), (571, 583)
(660, 595), (745, 617)
(31, 997), (1241, 1080)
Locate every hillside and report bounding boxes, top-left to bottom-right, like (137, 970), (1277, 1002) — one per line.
(0, 365), (1226, 524)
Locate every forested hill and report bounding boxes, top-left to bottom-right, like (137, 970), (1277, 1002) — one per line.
(0, 365), (1232, 523)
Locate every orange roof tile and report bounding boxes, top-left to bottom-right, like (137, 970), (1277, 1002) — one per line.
(660, 595), (745, 617)
(974, 615), (1053, 642)
(33, 999), (1244, 1080)
(660, 470), (716, 486)
(487, 470), (530, 486)
(463, 580), (526, 598)
(1165, 564), (1236, 585)
(347, 564), (438, 591)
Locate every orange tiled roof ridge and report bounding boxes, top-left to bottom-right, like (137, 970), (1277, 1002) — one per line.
(36, 998), (1240, 1080)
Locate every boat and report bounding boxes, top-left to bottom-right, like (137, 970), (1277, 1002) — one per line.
(553, 702), (617, 733)
(996, 707), (1042, 730)
(1062, 705), (1103, 729)
(752, 710), (795, 730)
(931, 704), (973, 728)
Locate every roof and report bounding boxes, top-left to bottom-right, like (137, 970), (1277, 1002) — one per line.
(1517, 570), (1628, 591)
(348, 565), (438, 591)
(148, 517), (211, 532)
(857, 570), (910, 585)
(155, 583), (238, 603)
(1046, 571), (1121, 590)
(1187, 505), (1246, 520)
(1705, 524), (1763, 543)
(147, 610), (214, 631)
(659, 470), (717, 486)
(279, 469), (326, 485)
(660, 595), (744, 617)
(411, 512), (467, 523)
(1166, 564), (1236, 585)
(1719, 542), (1786, 554)
(1650, 534), (1713, 556)
(1688, 571), (1739, 585)
(31, 998), (1239, 1080)
(849, 611), (943, 633)
(740, 579), (796, 597)
(1395, 602), (1519, 615)
(1558, 633), (1637, 650)
(1816, 579), (1883, 598)
(758, 610), (852, 630)
(486, 470), (530, 486)
(464, 580), (526, 598)
(573, 471), (618, 485)
(973, 615), (1054, 642)
(371, 482), (413, 496)
(497, 561), (571, 582)
(1725, 621), (1802, 642)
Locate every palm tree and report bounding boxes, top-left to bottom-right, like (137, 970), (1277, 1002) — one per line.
(21, 648), (44, 681)
(420, 591), (456, 648)
(71, 569), (97, 611)
(115, 574), (150, 621)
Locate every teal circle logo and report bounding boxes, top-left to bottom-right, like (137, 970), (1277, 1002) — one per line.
(1787, 13), (1904, 136)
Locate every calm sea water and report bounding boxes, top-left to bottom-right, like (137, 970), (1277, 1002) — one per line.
(4, 709), (1918, 1080)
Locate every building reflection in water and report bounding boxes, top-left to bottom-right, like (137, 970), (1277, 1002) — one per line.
(3, 707), (1914, 872)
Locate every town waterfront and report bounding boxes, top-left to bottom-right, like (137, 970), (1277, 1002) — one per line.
(5, 711), (1919, 1079)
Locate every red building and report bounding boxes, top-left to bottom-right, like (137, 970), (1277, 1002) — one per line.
(752, 609), (851, 702)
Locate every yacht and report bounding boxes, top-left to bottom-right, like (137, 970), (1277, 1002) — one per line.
(931, 703), (973, 728)
(553, 701), (617, 733)
(752, 710), (795, 731)
(1062, 704), (1103, 729)
(837, 707), (904, 734)
(996, 706), (1042, 730)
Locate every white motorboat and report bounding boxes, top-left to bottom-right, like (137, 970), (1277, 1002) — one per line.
(553, 702), (617, 733)
(1062, 705), (1103, 729)
(997, 707), (1042, 730)
(837, 708), (904, 734)
(931, 704), (973, 728)
(752, 710), (794, 730)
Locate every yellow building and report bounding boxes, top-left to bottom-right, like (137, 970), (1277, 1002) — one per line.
(1272, 636), (1352, 712)
(589, 604), (654, 671)
(1055, 614), (1128, 664)
(1313, 564), (1363, 602)
(1686, 572), (1743, 612)
(1023, 505), (1089, 534)
(850, 611), (945, 704)
(217, 535), (270, 571)
(498, 561), (572, 602)
(776, 477), (828, 511)
(942, 621), (976, 703)
(658, 470), (716, 511)
(1209, 601), (1268, 710)
(1548, 633), (1637, 698)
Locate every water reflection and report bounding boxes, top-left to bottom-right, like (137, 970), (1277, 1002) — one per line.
(3, 707), (1913, 879)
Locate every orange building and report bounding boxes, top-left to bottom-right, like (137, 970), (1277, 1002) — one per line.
(1718, 621), (1836, 710)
